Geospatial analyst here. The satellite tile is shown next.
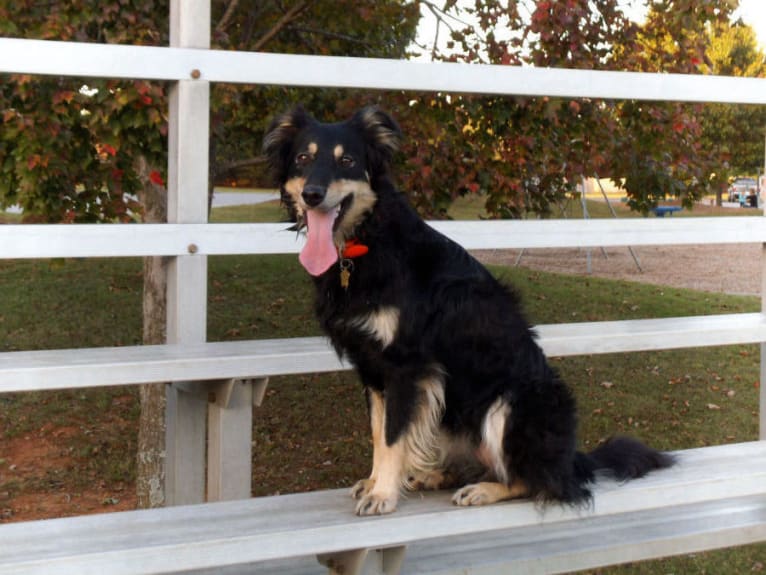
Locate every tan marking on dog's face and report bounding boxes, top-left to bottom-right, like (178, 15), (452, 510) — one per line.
(325, 179), (377, 243)
(283, 176), (306, 218)
(307, 141), (318, 156)
(333, 144), (344, 160)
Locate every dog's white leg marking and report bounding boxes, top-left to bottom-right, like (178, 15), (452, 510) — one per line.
(452, 479), (529, 506)
(477, 397), (511, 485)
(355, 375), (446, 516)
(333, 144), (344, 160)
(452, 397), (522, 506)
(351, 307), (400, 349)
(351, 390), (384, 500)
(402, 376), (446, 482)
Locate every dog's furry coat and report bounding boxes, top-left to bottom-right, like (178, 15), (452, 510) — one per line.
(263, 106), (673, 515)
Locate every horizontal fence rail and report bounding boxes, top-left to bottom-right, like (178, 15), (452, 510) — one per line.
(1, 217), (765, 259)
(3, 313), (764, 394)
(2, 38), (766, 104)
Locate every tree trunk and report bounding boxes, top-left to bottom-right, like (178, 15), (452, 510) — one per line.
(135, 156), (170, 509)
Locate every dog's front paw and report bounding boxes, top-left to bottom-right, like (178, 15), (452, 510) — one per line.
(350, 478), (375, 500)
(355, 492), (398, 516)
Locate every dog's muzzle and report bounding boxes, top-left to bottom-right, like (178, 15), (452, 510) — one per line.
(302, 184), (326, 208)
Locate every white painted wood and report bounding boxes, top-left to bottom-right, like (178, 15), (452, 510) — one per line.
(258, 496), (766, 574)
(536, 312), (766, 357)
(164, 0), (211, 507)
(165, 387), (207, 506)
(1, 442), (765, 575)
(0, 313), (762, 394)
(400, 495), (766, 575)
(252, 377), (270, 407)
(0, 223), (298, 258)
(169, 0), (210, 49)
(207, 379), (253, 502)
(428, 217), (766, 250)
(3, 217), (766, 259)
(0, 338), (345, 393)
(2, 38), (766, 105)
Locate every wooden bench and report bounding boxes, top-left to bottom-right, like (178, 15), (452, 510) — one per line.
(2, 441), (765, 574)
(2, 314), (766, 573)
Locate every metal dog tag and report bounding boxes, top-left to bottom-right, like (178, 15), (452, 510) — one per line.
(340, 259), (353, 289)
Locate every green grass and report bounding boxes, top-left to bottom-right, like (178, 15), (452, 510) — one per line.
(210, 199), (286, 223)
(0, 211), (22, 224)
(1, 200), (765, 571)
(447, 191), (763, 220)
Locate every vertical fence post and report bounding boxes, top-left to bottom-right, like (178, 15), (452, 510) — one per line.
(207, 379), (258, 501)
(762, 133), (766, 440)
(164, 0), (211, 506)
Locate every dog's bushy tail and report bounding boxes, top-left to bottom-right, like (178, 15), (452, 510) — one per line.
(578, 436), (675, 483)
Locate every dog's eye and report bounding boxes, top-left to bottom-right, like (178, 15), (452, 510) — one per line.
(295, 153), (312, 166)
(339, 155), (355, 168)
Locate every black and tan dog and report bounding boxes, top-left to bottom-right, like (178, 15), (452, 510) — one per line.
(263, 106), (673, 516)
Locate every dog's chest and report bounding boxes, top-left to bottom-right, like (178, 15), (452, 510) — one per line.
(331, 306), (401, 350)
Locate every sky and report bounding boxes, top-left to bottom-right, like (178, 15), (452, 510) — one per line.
(416, 1), (766, 59)
(726, 0), (764, 49)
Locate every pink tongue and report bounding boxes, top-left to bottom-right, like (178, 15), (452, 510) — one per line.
(299, 209), (339, 276)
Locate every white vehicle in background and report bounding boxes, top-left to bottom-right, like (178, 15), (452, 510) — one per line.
(727, 177), (758, 206)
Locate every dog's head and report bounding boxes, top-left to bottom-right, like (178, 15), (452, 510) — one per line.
(263, 106), (401, 276)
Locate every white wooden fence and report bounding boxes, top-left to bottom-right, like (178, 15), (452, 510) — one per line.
(2, 1), (766, 573)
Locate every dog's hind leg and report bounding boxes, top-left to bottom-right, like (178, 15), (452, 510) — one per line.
(452, 479), (529, 506)
(451, 396), (529, 507)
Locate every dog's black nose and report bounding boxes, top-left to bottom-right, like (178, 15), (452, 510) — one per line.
(302, 185), (326, 207)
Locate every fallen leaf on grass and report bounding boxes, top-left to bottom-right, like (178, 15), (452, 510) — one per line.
(707, 403), (721, 411)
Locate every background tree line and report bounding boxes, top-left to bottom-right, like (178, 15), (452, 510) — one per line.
(2, 0), (765, 223)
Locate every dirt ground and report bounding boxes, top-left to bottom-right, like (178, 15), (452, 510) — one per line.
(474, 244), (763, 297)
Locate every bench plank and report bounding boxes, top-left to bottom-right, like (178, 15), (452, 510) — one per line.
(1, 442), (765, 575)
(403, 494), (766, 575)
(0, 338), (345, 393)
(1, 313), (764, 393)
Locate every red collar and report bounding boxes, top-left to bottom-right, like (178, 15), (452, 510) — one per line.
(341, 238), (369, 259)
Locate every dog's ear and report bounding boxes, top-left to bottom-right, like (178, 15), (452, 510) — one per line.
(262, 106), (313, 179)
(350, 107), (402, 170)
